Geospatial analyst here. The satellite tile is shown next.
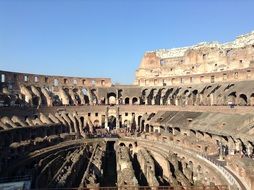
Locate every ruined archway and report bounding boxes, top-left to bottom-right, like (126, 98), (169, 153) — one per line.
(125, 97), (130, 105)
(107, 92), (117, 105)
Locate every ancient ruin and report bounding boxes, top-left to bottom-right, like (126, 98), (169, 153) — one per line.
(0, 31), (254, 190)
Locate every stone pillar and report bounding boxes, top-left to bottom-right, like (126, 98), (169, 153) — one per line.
(219, 141), (224, 161)
(116, 106), (120, 129)
(247, 142), (253, 157)
(167, 98), (171, 105)
(105, 106), (109, 130)
(160, 97), (164, 105)
(151, 97), (155, 105)
(131, 113), (136, 132)
(145, 97), (148, 105)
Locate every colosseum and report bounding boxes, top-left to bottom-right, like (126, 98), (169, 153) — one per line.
(0, 31), (254, 190)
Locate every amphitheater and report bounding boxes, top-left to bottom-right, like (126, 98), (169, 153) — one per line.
(1, 31), (254, 190)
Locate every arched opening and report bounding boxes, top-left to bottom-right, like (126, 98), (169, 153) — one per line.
(145, 124), (149, 133)
(174, 127), (181, 135)
(125, 97), (130, 105)
(190, 129), (196, 136)
(90, 89), (98, 104)
(123, 120), (129, 128)
(73, 88), (81, 105)
(166, 126), (173, 133)
(63, 88), (72, 105)
(238, 94), (248, 106)
(82, 88), (90, 104)
(52, 95), (62, 106)
(107, 92), (117, 105)
(118, 89), (123, 104)
(119, 142), (125, 147)
(141, 120), (145, 132)
(163, 88), (173, 105)
(1, 95), (11, 107)
(141, 89), (148, 104)
(155, 89), (163, 105)
(93, 119), (100, 128)
(227, 92), (237, 105)
(108, 115), (116, 130)
(32, 96), (40, 107)
(160, 126), (165, 133)
(100, 97), (106, 105)
(138, 116), (142, 131)
(150, 125), (154, 133)
(132, 97), (138, 105)
(192, 90), (198, 105)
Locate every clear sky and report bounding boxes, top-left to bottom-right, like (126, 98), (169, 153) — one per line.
(1, 0), (254, 84)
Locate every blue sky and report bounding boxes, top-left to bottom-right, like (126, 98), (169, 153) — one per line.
(1, 0), (254, 84)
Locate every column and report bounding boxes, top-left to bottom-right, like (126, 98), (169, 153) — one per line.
(160, 97), (164, 105)
(105, 106), (109, 130)
(116, 106), (120, 129)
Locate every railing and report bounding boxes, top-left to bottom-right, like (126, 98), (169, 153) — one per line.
(130, 138), (243, 190)
(196, 154), (242, 190)
(30, 185), (229, 190)
(164, 141), (243, 190)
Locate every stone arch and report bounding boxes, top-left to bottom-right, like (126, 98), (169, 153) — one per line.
(107, 92), (117, 105)
(145, 124), (149, 133)
(190, 129), (196, 136)
(148, 88), (157, 105)
(160, 125), (165, 133)
(123, 119), (129, 128)
(224, 84), (235, 92)
(197, 130), (204, 138)
(52, 95), (62, 106)
(124, 97), (130, 104)
(108, 115), (116, 130)
(141, 89), (148, 104)
(137, 115), (142, 131)
(155, 88), (164, 105)
(163, 88), (173, 105)
(227, 92), (237, 105)
(63, 88), (72, 105)
(183, 89), (190, 105)
(72, 88), (81, 105)
(118, 89), (123, 104)
(119, 142), (126, 147)
(192, 89), (199, 105)
(150, 125), (154, 133)
(141, 120), (145, 132)
(81, 88), (90, 104)
(174, 127), (181, 135)
(93, 119), (100, 128)
(90, 89), (98, 104)
(238, 94), (248, 106)
(166, 126), (173, 133)
(132, 97), (139, 105)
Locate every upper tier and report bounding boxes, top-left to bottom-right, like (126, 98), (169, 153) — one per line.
(0, 70), (112, 91)
(135, 31), (254, 86)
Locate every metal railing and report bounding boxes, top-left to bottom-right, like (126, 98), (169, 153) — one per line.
(131, 138), (243, 190)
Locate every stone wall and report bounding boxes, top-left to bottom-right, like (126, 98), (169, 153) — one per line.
(135, 31), (254, 86)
